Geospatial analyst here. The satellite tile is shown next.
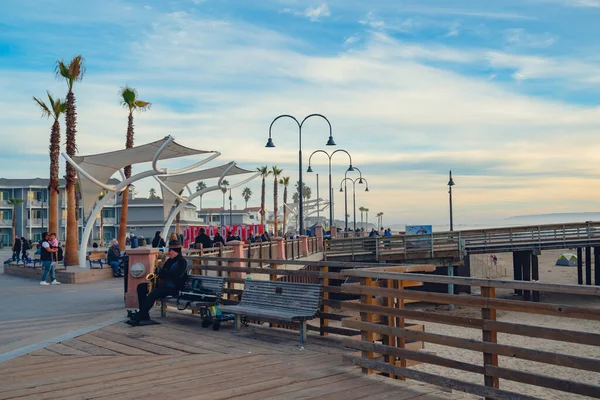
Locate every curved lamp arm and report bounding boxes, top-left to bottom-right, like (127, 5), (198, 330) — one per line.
(267, 115), (301, 143)
(307, 149), (330, 170)
(360, 177), (369, 190)
(346, 166), (363, 180)
(330, 149), (353, 169)
(339, 177), (354, 191)
(300, 113), (332, 136)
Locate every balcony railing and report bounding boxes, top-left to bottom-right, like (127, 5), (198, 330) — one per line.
(0, 220), (11, 227)
(0, 200), (11, 208)
(26, 219), (44, 228)
(27, 200), (44, 208)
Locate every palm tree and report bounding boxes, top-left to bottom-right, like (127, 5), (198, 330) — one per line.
(149, 188), (159, 199)
(271, 166), (283, 236)
(196, 181), (207, 210)
(376, 212), (384, 230)
(33, 92), (66, 236)
(242, 187), (252, 209)
(117, 87), (151, 251)
(7, 199), (24, 243)
(279, 177), (290, 235)
(56, 55), (84, 266)
(257, 166), (271, 228)
(359, 207), (365, 231)
(292, 181), (312, 203)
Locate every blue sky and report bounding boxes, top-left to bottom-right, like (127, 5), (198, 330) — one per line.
(1, 0), (600, 227)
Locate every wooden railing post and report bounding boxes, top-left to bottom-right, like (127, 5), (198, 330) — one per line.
(481, 286), (499, 395)
(320, 264), (329, 336)
(360, 277), (376, 374)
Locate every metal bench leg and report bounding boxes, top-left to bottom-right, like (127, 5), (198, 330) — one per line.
(300, 321), (307, 345)
(160, 301), (167, 318)
(234, 314), (241, 333)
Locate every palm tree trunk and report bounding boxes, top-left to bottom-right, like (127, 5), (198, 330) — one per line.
(282, 186), (288, 236)
(273, 178), (278, 236)
(100, 212), (104, 246)
(48, 119), (60, 234)
(118, 112), (134, 251)
(12, 205), (17, 242)
(260, 177), (266, 228)
(176, 212), (181, 234)
(64, 90), (79, 267)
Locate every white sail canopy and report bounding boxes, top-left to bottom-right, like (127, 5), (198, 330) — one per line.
(157, 163), (255, 221)
(70, 137), (214, 219)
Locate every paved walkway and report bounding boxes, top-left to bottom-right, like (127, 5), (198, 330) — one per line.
(0, 311), (475, 400)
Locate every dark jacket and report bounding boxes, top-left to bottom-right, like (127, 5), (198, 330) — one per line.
(13, 238), (21, 253)
(194, 233), (213, 249)
(152, 236), (166, 248)
(159, 254), (188, 290)
(213, 234), (225, 246)
(130, 236), (139, 249)
(107, 245), (121, 263)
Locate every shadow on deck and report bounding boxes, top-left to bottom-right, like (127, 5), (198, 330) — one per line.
(0, 310), (472, 400)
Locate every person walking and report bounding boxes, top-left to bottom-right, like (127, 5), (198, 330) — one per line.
(40, 232), (60, 285)
(194, 227), (213, 250)
(21, 236), (30, 262)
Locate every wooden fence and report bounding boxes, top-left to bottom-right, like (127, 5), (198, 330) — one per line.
(176, 255), (600, 399)
(340, 269), (600, 400)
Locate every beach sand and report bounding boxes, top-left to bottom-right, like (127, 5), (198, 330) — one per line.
(408, 249), (600, 399)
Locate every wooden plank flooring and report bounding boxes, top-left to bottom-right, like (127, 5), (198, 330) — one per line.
(0, 310), (474, 400)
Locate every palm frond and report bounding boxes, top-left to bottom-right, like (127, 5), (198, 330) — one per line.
(33, 96), (52, 118)
(134, 100), (151, 111)
(120, 86), (137, 109)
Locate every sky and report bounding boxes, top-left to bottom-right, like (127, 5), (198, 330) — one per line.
(1, 0), (600, 229)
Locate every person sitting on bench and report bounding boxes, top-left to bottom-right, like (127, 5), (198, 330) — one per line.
(131, 237), (188, 323)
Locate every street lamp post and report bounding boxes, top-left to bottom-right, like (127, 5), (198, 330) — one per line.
(266, 114), (336, 235)
(316, 173), (320, 223)
(448, 170), (455, 231)
(340, 177), (369, 233)
(306, 149), (353, 230)
(343, 167), (363, 234)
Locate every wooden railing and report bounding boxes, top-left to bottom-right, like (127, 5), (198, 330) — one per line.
(326, 221), (600, 260)
(339, 268), (600, 400)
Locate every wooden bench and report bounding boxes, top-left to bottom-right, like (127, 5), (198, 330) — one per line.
(160, 275), (225, 326)
(87, 251), (106, 269)
(219, 280), (322, 345)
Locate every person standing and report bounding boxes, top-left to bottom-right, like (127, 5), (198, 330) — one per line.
(130, 233), (139, 249)
(40, 232), (60, 285)
(194, 227), (213, 250)
(21, 237), (30, 261)
(151, 231), (166, 248)
(12, 235), (21, 263)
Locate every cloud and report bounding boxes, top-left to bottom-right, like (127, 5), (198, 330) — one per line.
(283, 4), (331, 22)
(304, 4), (331, 21)
(563, 0), (600, 7)
(359, 12), (385, 29)
(503, 28), (556, 48)
(344, 33), (361, 46)
(3, 5), (600, 224)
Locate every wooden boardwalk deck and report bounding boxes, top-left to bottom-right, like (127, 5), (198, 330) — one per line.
(0, 311), (473, 400)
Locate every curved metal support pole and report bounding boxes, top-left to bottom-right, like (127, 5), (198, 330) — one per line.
(166, 152), (221, 175)
(152, 136), (175, 174)
(118, 168), (126, 181)
(186, 185), (193, 196)
(62, 152), (115, 192)
(153, 176), (188, 203)
(78, 169), (161, 268)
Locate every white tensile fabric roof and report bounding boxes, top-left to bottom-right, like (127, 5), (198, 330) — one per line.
(158, 163), (255, 221)
(71, 137), (213, 219)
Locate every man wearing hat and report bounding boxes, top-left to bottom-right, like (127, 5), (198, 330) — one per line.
(131, 236), (188, 323)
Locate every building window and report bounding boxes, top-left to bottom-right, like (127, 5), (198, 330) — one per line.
(32, 233), (42, 242)
(0, 191), (9, 201)
(28, 210), (43, 219)
(102, 209), (115, 218)
(103, 231), (112, 243)
(249, 215), (255, 219)
(0, 210), (12, 220)
(0, 234), (9, 245)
